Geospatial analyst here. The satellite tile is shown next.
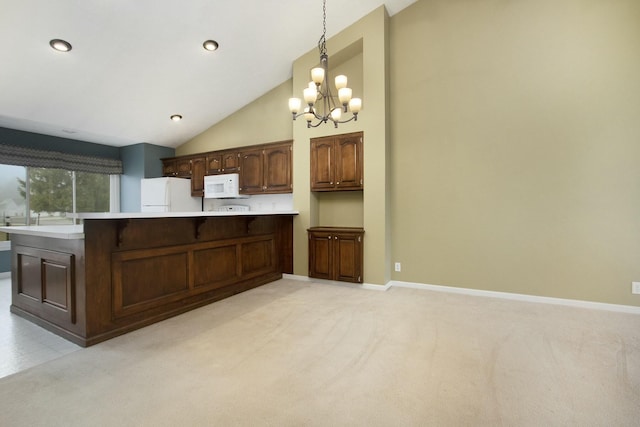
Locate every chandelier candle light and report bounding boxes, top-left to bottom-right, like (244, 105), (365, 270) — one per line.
(288, 0), (362, 128)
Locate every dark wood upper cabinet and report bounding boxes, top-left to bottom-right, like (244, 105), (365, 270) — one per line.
(162, 158), (178, 177)
(263, 144), (292, 193)
(240, 142), (292, 195)
(240, 148), (264, 194)
(220, 151), (241, 174)
(176, 158), (193, 177)
(206, 151), (240, 175)
(310, 138), (335, 191)
(164, 141), (292, 196)
(310, 131), (363, 191)
(190, 157), (206, 197)
(162, 157), (195, 178)
(205, 153), (222, 174)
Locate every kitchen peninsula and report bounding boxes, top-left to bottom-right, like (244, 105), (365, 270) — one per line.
(1, 210), (297, 346)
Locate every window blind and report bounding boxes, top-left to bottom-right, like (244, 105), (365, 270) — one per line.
(0, 143), (122, 174)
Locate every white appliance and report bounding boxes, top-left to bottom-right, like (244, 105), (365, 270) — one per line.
(204, 173), (245, 199)
(214, 205), (250, 212)
(140, 177), (201, 212)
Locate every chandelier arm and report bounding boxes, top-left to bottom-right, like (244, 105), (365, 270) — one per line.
(328, 114), (358, 125)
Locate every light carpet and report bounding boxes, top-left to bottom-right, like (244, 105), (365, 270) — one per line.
(0, 278), (639, 426)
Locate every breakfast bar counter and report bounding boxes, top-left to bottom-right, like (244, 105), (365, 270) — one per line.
(1, 211), (297, 346)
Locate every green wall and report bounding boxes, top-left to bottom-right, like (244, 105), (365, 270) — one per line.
(177, 0), (640, 307)
(390, 0), (640, 306)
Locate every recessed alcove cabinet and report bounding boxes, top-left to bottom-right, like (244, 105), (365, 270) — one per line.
(310, 131), (363, 192)
(308, 227), (364, 283)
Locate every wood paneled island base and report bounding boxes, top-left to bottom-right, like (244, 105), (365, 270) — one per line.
(4, 214), (295, 347)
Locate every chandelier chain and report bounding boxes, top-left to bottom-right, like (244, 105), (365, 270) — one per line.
(318, 0), (327, 56)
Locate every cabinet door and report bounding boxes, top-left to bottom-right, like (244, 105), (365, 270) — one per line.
(176, 158), (192, 177)
(190, 157), (206, 197)
(335, 133), (363, 190)
(162, 159), (177, 177)
(308, 231), (333, 280)
(221, 151), (241, 173)
(310, 138), (335, 191)
(240, 149), (264, 194)
(263, 144), (292, 193)
(333, 233), (363, 283)
(205, 154), (222, 174)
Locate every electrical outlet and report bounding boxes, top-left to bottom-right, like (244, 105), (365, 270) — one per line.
(633, 282), (640, 295)
(394, 262), (401, 272)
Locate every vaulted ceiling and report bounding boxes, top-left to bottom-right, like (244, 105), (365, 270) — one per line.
(0, 0), (416, 148)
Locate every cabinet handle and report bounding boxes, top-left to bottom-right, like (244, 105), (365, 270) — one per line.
(328, 236), (331, 239)
(263, 186), (267, 190)
(334, 236), (337, 240)
(336, 181), (340, 185)
(330, 182), (333, 185)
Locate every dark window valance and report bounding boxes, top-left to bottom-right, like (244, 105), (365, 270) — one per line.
(0, 143), (122, 174)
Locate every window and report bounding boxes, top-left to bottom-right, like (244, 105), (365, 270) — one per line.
(0, 164), (26, 227)
(0, 164), (119, 228)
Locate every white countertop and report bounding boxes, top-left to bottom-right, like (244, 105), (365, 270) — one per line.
(75, 210), (299, 220)
(0, 225), (85, 239)
(0, 211), (299, 239)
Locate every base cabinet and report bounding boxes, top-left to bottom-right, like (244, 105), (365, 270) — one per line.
(8, 215), (294, 347)
(308, 227), (364, 283)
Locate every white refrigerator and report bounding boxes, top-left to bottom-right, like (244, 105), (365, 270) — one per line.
(140, 177), (202, 212)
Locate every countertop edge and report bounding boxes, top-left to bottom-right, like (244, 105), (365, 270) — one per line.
(0, 211), (299, 239)
(75, 210), (299, 220)
(0, 226), (85, 240)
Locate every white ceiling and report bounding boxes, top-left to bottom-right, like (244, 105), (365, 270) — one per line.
(0, 0), (416, 148)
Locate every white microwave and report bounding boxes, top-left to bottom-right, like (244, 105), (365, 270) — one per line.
(204, 173), (244, 198)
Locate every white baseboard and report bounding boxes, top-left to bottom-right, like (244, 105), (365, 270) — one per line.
(281, 274), (640, 315)
(391, 280), (640, 315)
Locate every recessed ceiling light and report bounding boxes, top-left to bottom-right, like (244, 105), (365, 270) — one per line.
(203, 40), (219, 51)
(170, 114), (183, 122)
(50, 39), (72, 52)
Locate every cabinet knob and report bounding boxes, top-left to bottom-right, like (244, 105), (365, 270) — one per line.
(336, 182), (340, 185)
(328, 236), (331, 239)
(330, 182), (333, 185)
(334, 236), (337, 240)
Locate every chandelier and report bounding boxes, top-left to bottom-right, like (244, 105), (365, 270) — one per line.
(288, 0), (362, 128)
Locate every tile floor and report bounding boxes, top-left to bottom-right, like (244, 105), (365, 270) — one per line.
(0, 277), (81, 379)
